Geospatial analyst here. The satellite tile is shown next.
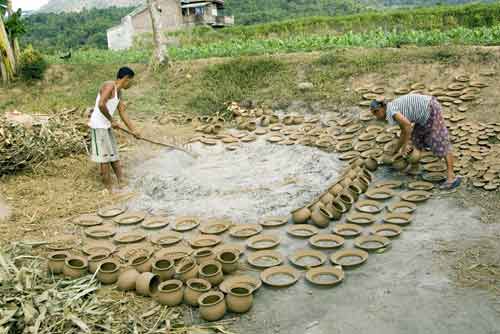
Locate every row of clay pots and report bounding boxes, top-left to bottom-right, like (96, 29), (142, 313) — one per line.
(291, 165), (373, 227)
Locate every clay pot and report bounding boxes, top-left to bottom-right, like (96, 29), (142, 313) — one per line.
(198, 261), (224, 286)
(338, 193), (355, 211)
(381, 153), (395, 165)
(226, 285), (253, 314)
(260, 116), (270, 127)
(311, 208), (333, 228)
(363, 158), (378, 172)
(340, 177), (352, 188)
(88, 252), (110, 274)
(319, 192), (334, 205)
(326, 200), (345, 220)
(346, 169), (358, 179)
(269, 115), (279, 124)
(293, 116), (304, 125)
(152, 258), (175, 281)
(193, 248), (216, 265)
(360, 169), (373, 183)
(198, 291), (227, 322)
(392, 155), (409, 171)
(352, 177), (369, 193)
(328, 183), (343, 196)
(346, 184), (363, 201)
(216, 250), (239, 274)
(291, 207), (311, 224)
(130, 254), (152, 273)
(63, 256), (88, 279)
(136, 272), (161, 297)
(96, 260), (120, 284)
(408, 149), (421, 164)
(155, 280), (184, 306)
(308, 200), (324, 213)
(283, 115), (294, 125)
(351, 158), (365, 168)
(117, 268), (140, 291)
(47, 251), (69, 275)
(184, 278), (212, 306)
(175, 259), (199, 282)
(247, 121), (257, 132)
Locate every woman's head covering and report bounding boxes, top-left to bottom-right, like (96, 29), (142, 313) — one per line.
(370, 96), (386, 110)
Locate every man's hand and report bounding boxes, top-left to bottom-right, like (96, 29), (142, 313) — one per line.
(111, 121), (120, 129)
(133, 131), (141, 139)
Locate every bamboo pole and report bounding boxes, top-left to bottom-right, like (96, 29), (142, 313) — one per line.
(0, 13), (15, 82)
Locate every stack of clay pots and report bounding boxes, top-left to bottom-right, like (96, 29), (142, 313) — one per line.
(292, 165), (373, 228)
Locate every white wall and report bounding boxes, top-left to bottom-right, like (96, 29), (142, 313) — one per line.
(107, 15), (135, 51)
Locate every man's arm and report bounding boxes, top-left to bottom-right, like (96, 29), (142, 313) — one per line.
(393, 112), (413, 156)
(98, 83), (118, 127)
(117, 101), (141, 138)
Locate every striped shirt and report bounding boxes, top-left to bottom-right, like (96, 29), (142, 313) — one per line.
(386, 94), (432, 126)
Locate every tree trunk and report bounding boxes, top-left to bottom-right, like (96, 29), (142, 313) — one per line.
(147, 0), (168, 71)
(0, 15), (16, 82)
(6, 0), (20, 63)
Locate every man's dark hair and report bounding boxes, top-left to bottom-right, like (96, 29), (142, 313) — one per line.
(117, 67), (135, 79)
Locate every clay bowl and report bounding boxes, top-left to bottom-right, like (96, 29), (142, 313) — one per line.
(247, 250), (284, 269)
(96, 260), (120, 285)
(365, 188), (395, 200)
(199, 219), (233, 234)
(287, 224), (319, 238)
(346, 212), (377, 225)
(129, 254), (153, 273)
(308, 234), (344, 249)
(423, 163), (447, 173)
(400, 191), (432, 203)
(63, 256), (88, 279)
(311, 207), (334, 228)
(371, 224), (402, 238)
(117, 268), (140, 291)
(141, 217), (169, 230)
(229, 224), (263, 238)
(220, 275), (262, 294)
(198, 261), (224, 286)
(288, 249), (327, 269)
(330, 249), (368, 268)
(175, 258), (199, 283)
(226, 284), (254, 314)
(171, 216), (200, 232)
(189, 235), (222, 248)
(355, 199), (384, 214)
(85, 225), (116, 239)
(216, 250), (239, 274)
(193, 248), (216, 265)
(260, 266), (300, 288)
(337, 193), (355, 211)
(88, 252), (111, 273)
(73, 214), (103, 227)
(114, 212), (146, 226)
(246, 234), (281, 250)
(184, 278), (212, 306)
(407, 181), (434, 191)
(198, 291), (227, 322)
(113, 231), (146, 244)
(97, 205), (127, 219)
(332, 223), (363, 238)
(291, 206), (311, 224)
(386, 201), (417, 214)
(47, 251), (70, 274)
(305, 266), (344, 286)
(383, 212), (413, 226)
(152, 258), (175, 281)
(422, 173), (447, 183)
(213, 244), (245, 259)
(259, 216), (289, 228)
(155, 279), (184, 306)
(354, 235), (391, 251)
(150, 231), (183, 247)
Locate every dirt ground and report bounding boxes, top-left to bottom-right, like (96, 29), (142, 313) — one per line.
(1, 47), (499, 333)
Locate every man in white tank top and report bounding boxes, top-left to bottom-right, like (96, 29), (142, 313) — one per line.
(89, 67), (140, 192)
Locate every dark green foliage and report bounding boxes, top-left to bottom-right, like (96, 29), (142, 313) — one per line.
(19, 45), (48, 80)
(20, 6), (135, 53)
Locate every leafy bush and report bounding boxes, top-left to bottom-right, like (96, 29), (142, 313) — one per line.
(20, 45), (48, 80)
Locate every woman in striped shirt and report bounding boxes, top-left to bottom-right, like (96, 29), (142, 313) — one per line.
(370, 94), (461, 190)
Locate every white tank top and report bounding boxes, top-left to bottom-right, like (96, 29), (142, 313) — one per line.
(90, 83), (120, 129)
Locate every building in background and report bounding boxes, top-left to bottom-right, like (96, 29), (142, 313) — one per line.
(107, 0), (234, 50)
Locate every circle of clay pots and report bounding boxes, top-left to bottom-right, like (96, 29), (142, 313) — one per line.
(260, 266), (300, 288)
(289, 249), (327, 269)
(155, 280), (184, 306)
(152, 258), (175, 281)
(337, 192), (355, 211)
(129, 254), (152, 273)
(136, 272), (161, 297)
(363, 158), (379, 172)
(88, 252), (110, 274)
(193, 248), (216, 265)
(287, 224), (319, 238)
(198, 291), (227, 322)
(305, 266), (344, 286)
(47, 251), (69, 275)
(216, 250), (239, 274)
(354, 235), (391, 251)
(311, 207), (333, 228)
(247, 250), (284, 269)
(400, 190), (432, 203)
(371, 224), (402, 238)
(292, 207), (311, 224)
(227, 285), (253, 314)
(63, 256), (89, 279)
(309, 234), (345, 249)
(198, 261), (224, 286)
(117, 268), (140, 291)
(332, 223), (363, 238)
(96, 260), (120, 285)
(184, 278), (212, 306)
(246, 234), (281, 250)
(175, 258), (199, 282)
(330, 248), (368, 268)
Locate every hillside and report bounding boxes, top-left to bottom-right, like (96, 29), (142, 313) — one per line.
(39, 0), (142, 13)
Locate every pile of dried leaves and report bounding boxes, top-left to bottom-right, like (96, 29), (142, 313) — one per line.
(0, 109), (89, 176)
(0, 243), (237, 334)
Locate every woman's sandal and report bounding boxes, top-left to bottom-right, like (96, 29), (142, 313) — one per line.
(439, 177), (462, 190)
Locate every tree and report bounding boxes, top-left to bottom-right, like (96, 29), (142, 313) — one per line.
(147, 0), (168, 71)
(0, 0), (16, 83)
